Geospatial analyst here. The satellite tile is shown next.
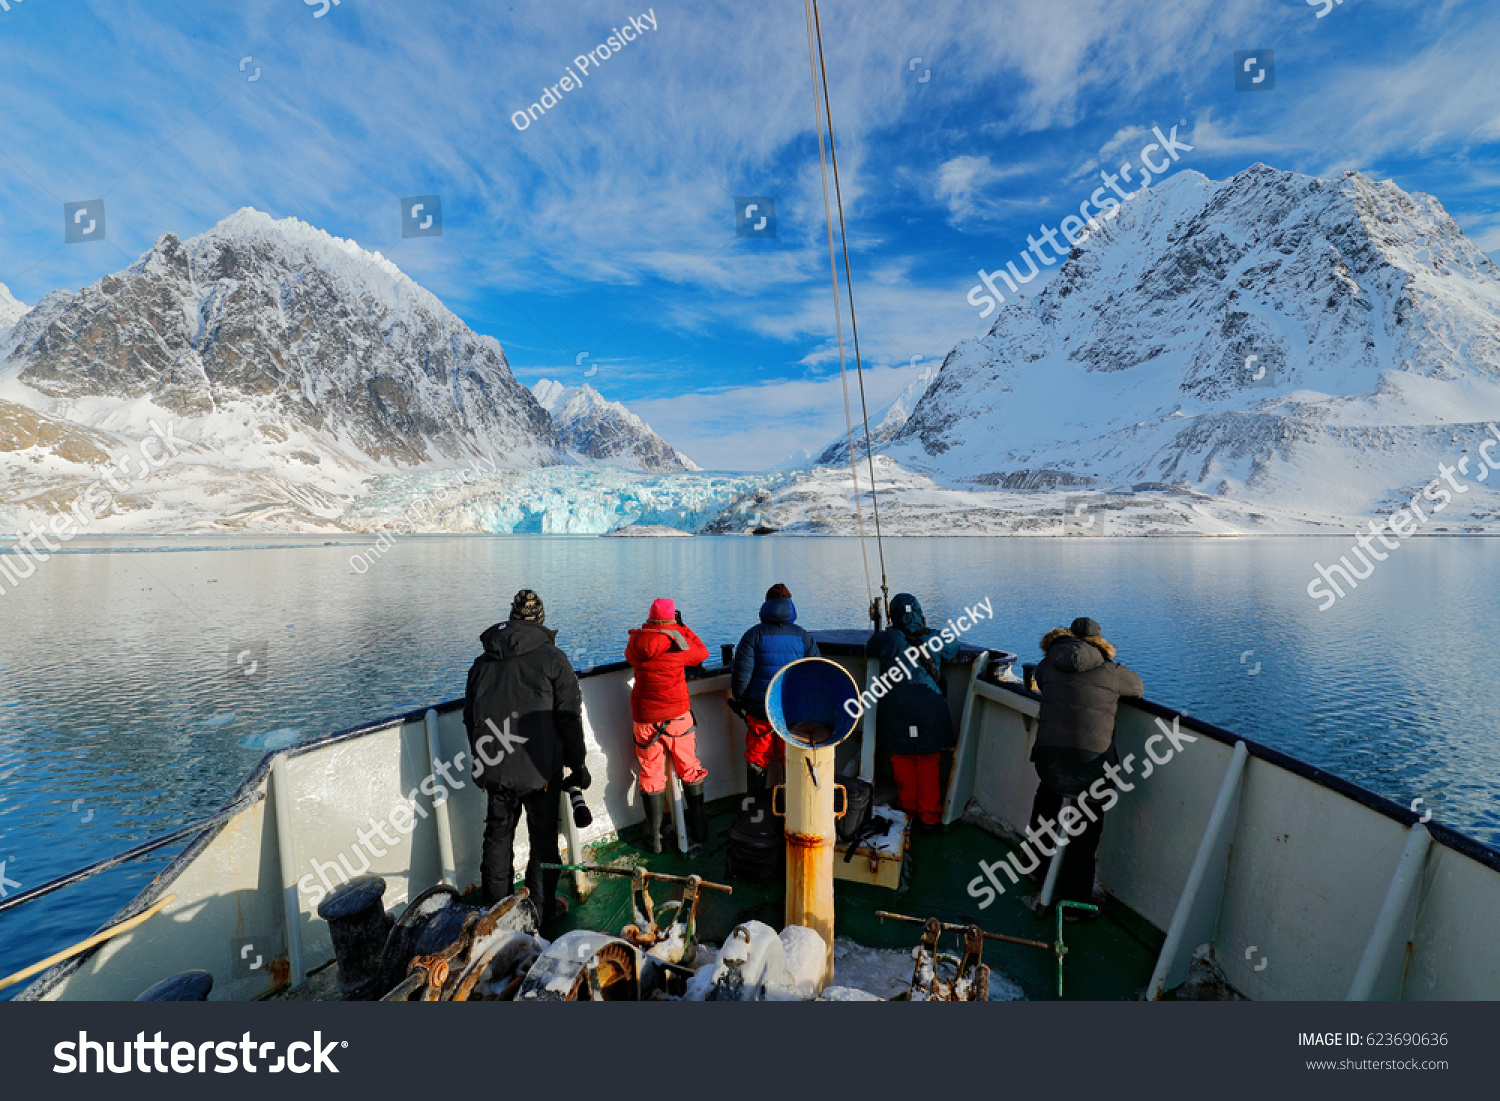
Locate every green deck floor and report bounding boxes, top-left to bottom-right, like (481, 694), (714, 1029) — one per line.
(543, 799), (1162, 1001)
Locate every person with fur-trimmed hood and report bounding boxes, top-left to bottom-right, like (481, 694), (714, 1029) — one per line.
(1029, 616), (1143, 916)
(625, 598), (711, 854)
(463, 589), (587, 927)
(866, 592), (960, 831)
(731, 583), (820, 798)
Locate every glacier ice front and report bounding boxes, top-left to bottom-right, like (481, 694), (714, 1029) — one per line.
(341, 465), (790, 536)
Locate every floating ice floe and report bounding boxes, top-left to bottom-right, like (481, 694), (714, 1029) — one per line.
(238, 727), (302, 750)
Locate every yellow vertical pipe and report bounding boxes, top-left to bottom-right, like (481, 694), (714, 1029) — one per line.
(784, 743), (836, 989)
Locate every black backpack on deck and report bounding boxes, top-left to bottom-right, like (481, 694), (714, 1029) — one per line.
(835, 778), (874, 843)
(728, 795), (783, 880)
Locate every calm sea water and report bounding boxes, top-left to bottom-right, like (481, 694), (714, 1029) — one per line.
(2, 533), (1497, 992)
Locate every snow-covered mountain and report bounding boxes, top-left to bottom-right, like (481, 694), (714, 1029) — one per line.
(771, 447), (817, 471)
(816, 374), (932, 466)
(5, 209), (556, 467)
(0, 209), (568, 530)
(8, 163), (1500, 538)
(883, 165), (1500, 522)
(719, 165), (1500, 534)
(0, 282), (25, 331)
(532, 379), (699, 473)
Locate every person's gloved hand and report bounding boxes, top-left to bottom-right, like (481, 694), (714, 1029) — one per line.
(675, 609), (685, 626)
(564, 766), (592, 791)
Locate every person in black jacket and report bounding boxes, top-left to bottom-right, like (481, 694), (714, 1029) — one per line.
(866, 593), (959, 831)
(1029, 616), (1143, 914)
(463, 589), (587, 924)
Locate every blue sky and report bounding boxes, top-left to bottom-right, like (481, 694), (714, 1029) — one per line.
(1, 0), (1497, 468)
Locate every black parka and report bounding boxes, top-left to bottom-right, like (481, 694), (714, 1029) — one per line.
(866, 594), (960, 755)
(463, 620), (585, 794)
(1033, 635), (1144, 755)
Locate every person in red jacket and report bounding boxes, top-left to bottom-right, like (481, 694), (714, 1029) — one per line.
(625, 598), (711, 854)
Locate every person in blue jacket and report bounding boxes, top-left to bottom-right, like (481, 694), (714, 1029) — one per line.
(866, 592), (960, 831)
(731, 583), (820, 797)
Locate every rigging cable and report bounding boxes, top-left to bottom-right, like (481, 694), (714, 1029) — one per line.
(808, 0), (890, 623)
(802, 0), (875, 612)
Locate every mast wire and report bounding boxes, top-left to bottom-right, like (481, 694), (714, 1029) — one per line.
(802, 0), (875, 611)
(809, 0), (890, 622)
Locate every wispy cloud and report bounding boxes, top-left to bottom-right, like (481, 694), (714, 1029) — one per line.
(934, 155), (1031, 226)
(630, 363), (927, 471)
(0, 0), (1497, 461)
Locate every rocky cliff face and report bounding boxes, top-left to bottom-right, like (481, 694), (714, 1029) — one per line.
(888, 165), (1500, 513)
(5, 209), (558, 467)
(532, 379), (699, 473)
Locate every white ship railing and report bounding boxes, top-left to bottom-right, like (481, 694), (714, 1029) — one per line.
(953, 678), (1500, 1000)
(16, 639), (1499, 1001)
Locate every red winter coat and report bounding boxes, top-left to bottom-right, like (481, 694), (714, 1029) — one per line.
(625, 623), (710, 723)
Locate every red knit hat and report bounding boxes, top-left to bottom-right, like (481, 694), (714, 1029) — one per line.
(648, 597), (676, 623)
(766, 583), (791, 600)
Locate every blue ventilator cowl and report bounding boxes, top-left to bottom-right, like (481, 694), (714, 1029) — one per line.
(766, 657), (863, 748)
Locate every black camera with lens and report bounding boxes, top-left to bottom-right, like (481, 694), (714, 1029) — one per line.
(566, 787), (592, 829)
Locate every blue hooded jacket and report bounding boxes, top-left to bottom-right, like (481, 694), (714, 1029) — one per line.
(866, 593), (959, 754)
(731, 598), (820, 720)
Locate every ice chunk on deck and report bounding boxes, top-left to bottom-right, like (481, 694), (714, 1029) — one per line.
(691, 920), (827, 1001)
(683, 963), (716, 1001)
(775, 925), (828, 1000)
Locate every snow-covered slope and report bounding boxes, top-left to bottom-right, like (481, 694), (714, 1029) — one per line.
(771, 448), (817, 471)
(882, 165), (1500, 525)
(532, 379), (699, 473)
(817, 374), (932, 466)
(0, 282), (26, 364)
(705, 454), (1387, 536)
(0, 282), (25, 331)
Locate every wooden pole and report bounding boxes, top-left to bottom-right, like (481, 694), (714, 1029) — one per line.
(0, 894), (176, 993)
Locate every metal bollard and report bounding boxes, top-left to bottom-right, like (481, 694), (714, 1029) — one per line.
(136, 969), (214, 1001)
(317, 875), (392, 1000)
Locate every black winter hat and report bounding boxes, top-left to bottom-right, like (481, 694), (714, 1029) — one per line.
(1070, 616), (1102, 639)
(511, 589), (545, 625)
